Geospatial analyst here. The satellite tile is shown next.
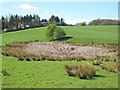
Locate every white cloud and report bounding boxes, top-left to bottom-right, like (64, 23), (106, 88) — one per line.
(18, 4), (38, 10)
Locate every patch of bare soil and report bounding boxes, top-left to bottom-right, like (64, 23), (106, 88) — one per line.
(2, 41), (118, 61)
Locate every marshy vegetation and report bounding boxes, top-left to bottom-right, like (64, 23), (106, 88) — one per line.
(2, 41), (118, 62)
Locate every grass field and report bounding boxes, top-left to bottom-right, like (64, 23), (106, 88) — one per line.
(2, 26), (118, 45)
(2, 56), (118, 88)
(1, 26), (119, 88)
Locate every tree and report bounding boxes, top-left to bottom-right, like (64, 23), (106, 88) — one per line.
(32, 14), (41, 27)
(20, 16), (25, 28)
(80, 22), (86, 26)
(48, 15), (55, 24)
(9, 15), (15, 29)
(2, 16), (5, 30)
(49, 15), (61, 24)
(61, 18), (64, 23)
(60, 18), (66, 26)
(55, 16), (60, 23)
(23, 16), (27, 28)
(29, 14), (33, 27)
(46, 24), (66, 41)
(3, 17), (9, 30)
(41, 19), (47, 22)
(14, 14), (19, 29)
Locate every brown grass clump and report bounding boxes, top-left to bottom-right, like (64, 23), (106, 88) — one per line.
(92, 60), (102, 65)
(64, 65), (77, 76)
(101, 63), (120, 73)
(65, 64), (96, 79)
(18, 56), (25, 61)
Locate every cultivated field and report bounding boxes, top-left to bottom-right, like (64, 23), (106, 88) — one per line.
(1, 26), (119, 88)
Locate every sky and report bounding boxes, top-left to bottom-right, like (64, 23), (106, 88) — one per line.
(1, 1), (119, 25)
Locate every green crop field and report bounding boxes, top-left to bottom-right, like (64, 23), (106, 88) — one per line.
(1, 26), (119, 88)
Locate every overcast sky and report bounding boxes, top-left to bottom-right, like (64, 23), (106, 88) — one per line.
(1, 1), (118, 24)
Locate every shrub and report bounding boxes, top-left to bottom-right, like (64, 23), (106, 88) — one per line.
(65, 64), (96, 79)
(46, 24), (66, 41)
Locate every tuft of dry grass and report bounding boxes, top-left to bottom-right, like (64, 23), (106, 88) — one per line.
(65, 64), (96, 79)
(101, 63), (120, 73)
(92, 60), (102, 65)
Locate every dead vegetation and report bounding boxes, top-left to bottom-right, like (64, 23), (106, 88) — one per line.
(101, 63), (120, 73)
(2, 41), (118, 62)
(65, 64), (96, 79)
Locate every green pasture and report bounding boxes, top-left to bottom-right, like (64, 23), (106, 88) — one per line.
(2, 26), (118, 45)
(1, 26), (119, 88)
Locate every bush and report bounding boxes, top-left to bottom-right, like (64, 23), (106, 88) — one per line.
(65, 64), (96, 79)
(46, 24), (66, 41)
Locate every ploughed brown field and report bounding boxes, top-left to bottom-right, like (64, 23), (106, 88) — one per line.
(2, 41), (117, 61)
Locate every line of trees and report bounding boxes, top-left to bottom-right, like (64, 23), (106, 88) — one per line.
(89, 19), (120, 25)
(2, 14), (41, 32)
(1, 14), (67, 33)
(75, 19), (120, 26)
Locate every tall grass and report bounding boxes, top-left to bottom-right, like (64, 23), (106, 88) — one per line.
(65, 64), (96, 79)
